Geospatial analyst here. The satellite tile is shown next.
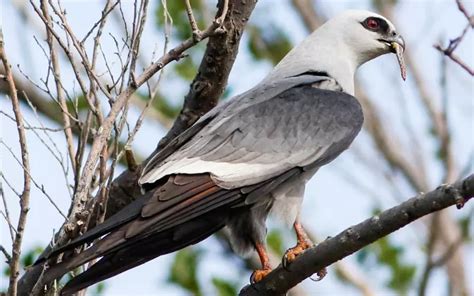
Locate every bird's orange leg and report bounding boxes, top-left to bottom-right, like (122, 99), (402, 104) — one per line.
(250, 242), (272, 283)
(283, 220), (327, 279)
(283, 220), (313, 264)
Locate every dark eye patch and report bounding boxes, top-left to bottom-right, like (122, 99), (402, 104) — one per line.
(361, 17), (390, 34)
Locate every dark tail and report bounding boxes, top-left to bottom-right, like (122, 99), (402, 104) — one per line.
(57, 209), (229, 295)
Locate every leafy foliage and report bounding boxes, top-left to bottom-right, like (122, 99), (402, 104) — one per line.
(168, 248), (202, 296)
(2, 246), (43, 277)
(212, 277), (238, 296)
(266, 229), (284, 255)
(136, 92), (181, 119)
(247, 24), (292, 65)
(357, 236), (416, 294)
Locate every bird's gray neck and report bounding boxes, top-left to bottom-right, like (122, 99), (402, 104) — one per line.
(263, 28), (359, 95)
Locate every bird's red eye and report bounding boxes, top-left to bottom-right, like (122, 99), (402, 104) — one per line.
(366, 18), (379, 30)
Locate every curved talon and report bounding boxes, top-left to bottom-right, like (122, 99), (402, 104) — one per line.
(282, 241), (313, 268)
(250, 268), (272, 284)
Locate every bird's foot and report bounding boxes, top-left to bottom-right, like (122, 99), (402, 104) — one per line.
(282, 240), (313, 268)
(250, 267), (272, 284)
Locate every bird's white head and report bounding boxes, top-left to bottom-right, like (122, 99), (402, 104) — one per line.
(267, 10), (406, 95)
(325, 10), (404, 64)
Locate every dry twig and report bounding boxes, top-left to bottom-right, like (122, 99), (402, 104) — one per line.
(1, 28), (32, 296)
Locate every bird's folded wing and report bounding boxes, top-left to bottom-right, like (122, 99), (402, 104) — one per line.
(140, 81), (364, 189)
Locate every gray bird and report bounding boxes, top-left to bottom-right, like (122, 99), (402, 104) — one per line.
(38, 10), (406, 295)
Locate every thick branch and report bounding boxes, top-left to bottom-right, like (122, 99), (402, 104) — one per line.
(240, 175), (474, 296)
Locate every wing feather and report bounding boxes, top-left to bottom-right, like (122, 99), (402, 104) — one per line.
(140, 85), (363, 189)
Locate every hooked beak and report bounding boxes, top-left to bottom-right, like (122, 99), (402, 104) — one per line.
(379, 34), (405, 53)
(379, 34), (407, 80)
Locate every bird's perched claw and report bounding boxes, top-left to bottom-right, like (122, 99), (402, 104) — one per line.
(250, 268), (272, 284)
(282, 240), (313, 269)
(251, 242), (272, 283)
(282, 220), (314, 268)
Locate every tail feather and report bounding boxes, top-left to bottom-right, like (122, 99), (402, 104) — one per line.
(57, 209), (229, 295)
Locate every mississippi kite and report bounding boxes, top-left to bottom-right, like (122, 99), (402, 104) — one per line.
(38, 9), (406, 295)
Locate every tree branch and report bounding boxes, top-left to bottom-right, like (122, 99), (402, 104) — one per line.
(434, 1), (473, 75)
(0, 28), (32, 296)
(240, 175), (474, 296)
(16, 1), (257, 294)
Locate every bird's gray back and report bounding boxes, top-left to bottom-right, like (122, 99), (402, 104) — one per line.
(140, 74), (363, 190)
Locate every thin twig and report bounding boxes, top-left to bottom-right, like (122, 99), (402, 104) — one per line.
(434, 44), (474, 76)
(81, 0), (120, 43)
(434, 22), (473, 76)
(0, 178), (15, 241)
(0, 140), (67, 219)
(0, 244), (12, 264)
(455, 0), (474, 27)
(185, 0), (201, 41)
(65, 0), (230, 245)
(40, 0), (77, 171)
(1, 28), (32, 296)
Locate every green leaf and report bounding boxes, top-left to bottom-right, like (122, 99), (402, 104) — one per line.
(361, 237), (416, 294)
(93, 282), (106, 295)
(247, 24), (293, 65)
(152, 94), (181, 119)
(168, 248), (202, 296)
(458, 215), (471, 241)
(174, 56), (198, 81)
(21, 246), (44, 267)
(65, 94), (89, 112)
(2, 246), (44, 280)
(266, 229), (284, 255)
(356, 247), (369, 264)
(3, 266), (10, 277)
(387, 264), (416, 293)
(212, 277), (237, 296)
(136, 92), (180, 119)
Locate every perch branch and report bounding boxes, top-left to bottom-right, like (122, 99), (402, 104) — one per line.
(240, 175), (474, 296)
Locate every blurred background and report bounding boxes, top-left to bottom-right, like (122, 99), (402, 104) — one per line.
(1, 0), (473, 295)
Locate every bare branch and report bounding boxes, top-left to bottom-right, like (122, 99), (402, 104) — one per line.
(0, 244), (12, 264)
(0, 140), (67, 219)
(65, 0), (230, 243)
(185, 0), (201, 41)
(455, 0), (474, 27)
(433, 0), (473, 75)
(1, 28), (32, 296)
(434, 44), (474, 76)
(0, 173), (15, 242)
(40, 0), (77, 171)
(17, 1), (258, 293)
(240, 175), (474, 296)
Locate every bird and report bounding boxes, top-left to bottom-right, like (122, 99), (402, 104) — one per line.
(37, 9), (406, 295)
